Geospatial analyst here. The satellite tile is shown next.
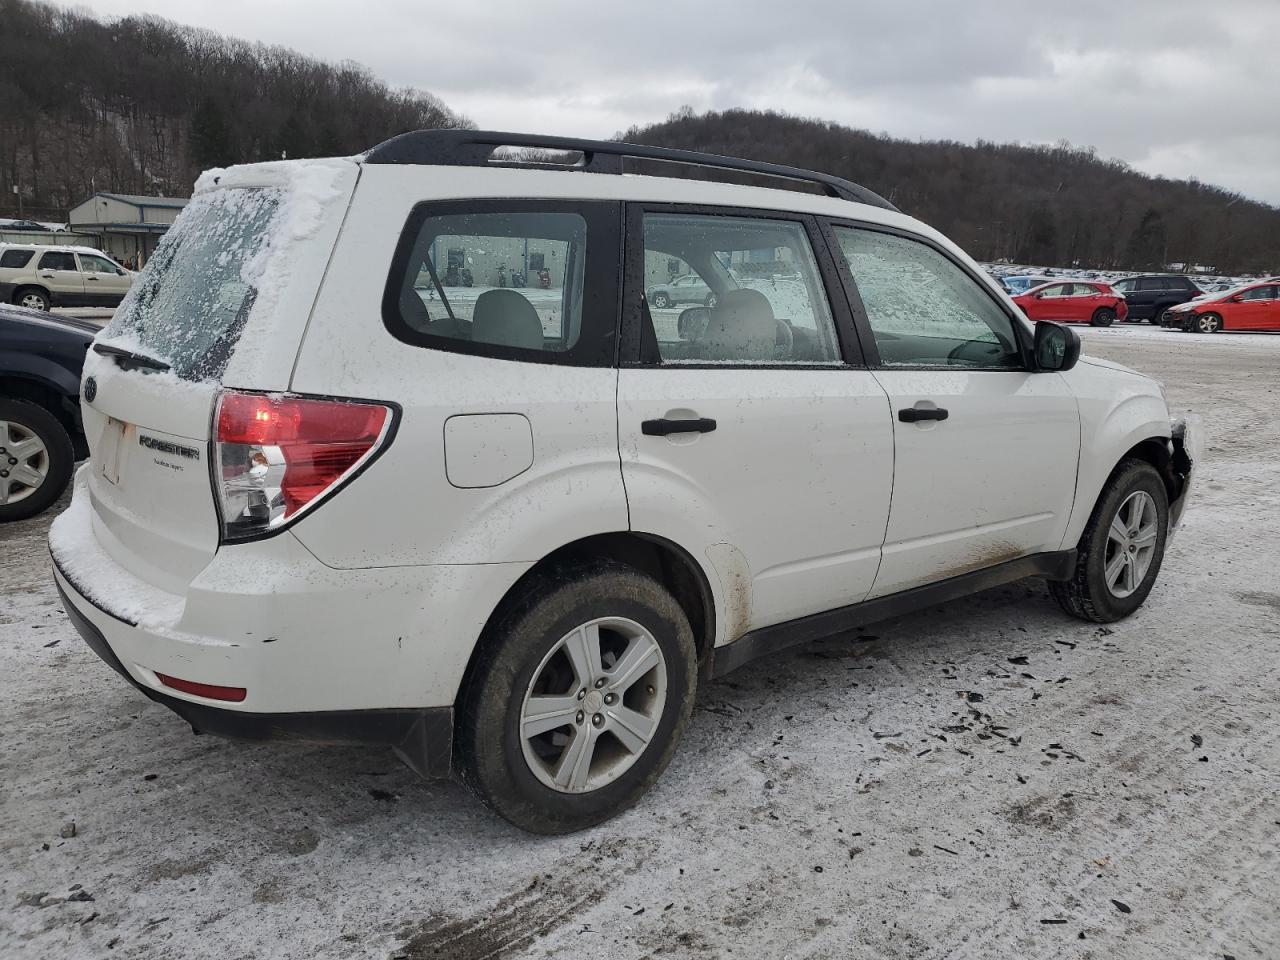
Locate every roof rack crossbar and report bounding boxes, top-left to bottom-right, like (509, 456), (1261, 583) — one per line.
(364, 130), (897, 212)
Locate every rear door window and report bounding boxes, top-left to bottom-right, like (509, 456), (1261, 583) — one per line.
(1138, 277), (1168, 291)
(638, 212), (841, 364)
(100, 187), (281, 381)
(38, 251), (77, 271)
(384, 201), (619, 366)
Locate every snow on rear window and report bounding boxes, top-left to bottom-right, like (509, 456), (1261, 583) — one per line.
(101, 187), (281, 382)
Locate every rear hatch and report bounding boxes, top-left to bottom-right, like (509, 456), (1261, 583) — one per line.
(78, 158), (358, 594)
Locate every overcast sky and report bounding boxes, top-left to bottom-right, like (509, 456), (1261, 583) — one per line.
(71, 0), (1280, 206)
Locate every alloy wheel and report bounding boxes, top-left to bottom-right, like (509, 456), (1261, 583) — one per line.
(520, 617), (668, 794)
(1104, 490), (1158, 599)
(0, 420), (50, 505)
(19, 292), (48, 311)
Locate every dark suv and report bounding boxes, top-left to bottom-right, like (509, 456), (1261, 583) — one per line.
(1111, 275), (1203, 323)
(0, 304), (93, 521)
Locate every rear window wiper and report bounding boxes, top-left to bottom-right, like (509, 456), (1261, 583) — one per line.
(93, 342), (172, 373)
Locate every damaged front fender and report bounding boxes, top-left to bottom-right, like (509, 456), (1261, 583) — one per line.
(1168, 413), (1202, 532)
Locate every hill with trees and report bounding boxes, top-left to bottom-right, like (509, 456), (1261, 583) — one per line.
(0, 0), (464, 219)
(620, 109), (1280, 275)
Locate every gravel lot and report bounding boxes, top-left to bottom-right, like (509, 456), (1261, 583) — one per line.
(3, 325), (1278, 960)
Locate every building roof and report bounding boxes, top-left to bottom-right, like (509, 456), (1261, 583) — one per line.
(93, 193), (189, 208)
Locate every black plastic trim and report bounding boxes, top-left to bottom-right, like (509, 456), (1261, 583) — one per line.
(363, 129), (897, 211)
(711, 550), (1077, 677)
(380, 198), (622, 368)
(53, 575), (453, 778)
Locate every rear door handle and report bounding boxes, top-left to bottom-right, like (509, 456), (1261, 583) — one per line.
(898, 407), (949, 423)
(642, 417), (717, 436)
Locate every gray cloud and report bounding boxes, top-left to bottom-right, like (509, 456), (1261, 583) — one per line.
(72, 0), (1280, 204)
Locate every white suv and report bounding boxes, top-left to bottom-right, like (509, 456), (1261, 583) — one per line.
(0, 243), (133, 311)
(49, 132), (1198, 834)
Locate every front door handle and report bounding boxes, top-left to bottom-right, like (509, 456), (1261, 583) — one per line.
(642, 417), (717, 436)
(898, 407), (949, 423)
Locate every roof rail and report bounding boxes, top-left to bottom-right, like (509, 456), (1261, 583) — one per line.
(363, 129), (898, 212)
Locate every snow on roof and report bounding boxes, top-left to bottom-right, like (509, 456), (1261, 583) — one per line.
(0, 241), (122, 259)
(93, 193), (189, 208)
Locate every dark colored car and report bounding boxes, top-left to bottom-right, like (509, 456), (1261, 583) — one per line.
(0, 304), (93, 521)
(1111, 275), (1203, 323)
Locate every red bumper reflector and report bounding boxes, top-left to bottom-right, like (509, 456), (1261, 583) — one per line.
(155, 672), (247, 703)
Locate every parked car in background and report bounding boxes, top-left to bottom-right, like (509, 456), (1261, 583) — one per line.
(1013, 281), (1128, 326)
(1111, 274), (1202, 323)
(50, 130), (1196, 834)
(0, 244), (133, 311)
(1165, 281), (1280, 333)
(1000, 274), (1056, 295)
(645, 272), (718, 309)
(0, 303), (92, 521)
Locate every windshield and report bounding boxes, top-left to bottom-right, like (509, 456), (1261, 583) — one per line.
(101, 187), (281, 381)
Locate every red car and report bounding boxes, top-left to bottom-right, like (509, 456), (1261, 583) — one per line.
(1012, 281), (1128, 326)
(1167, 281), (1280, 333)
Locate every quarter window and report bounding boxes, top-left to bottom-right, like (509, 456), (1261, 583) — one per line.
(0, 249), (34, 268)
(641, 213), (840, 364)
(832, 227), (1022, 369)
(386, 206), (602, 361)
(38, 251), (77, 271)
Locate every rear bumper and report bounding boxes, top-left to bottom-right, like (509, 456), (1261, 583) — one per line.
(53, 569), (454, 777)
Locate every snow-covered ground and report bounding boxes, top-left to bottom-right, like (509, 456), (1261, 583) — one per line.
(3, 334), (1279, 959)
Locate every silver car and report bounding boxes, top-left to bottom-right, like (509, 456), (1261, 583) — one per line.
(646, 273), (717, 309)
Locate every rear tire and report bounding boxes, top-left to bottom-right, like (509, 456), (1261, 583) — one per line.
(1091, 307), (1116, 327)
(650, 292), (671, 309)
(1196, 312), (1222, 334)
(1050, 458), (1169, 623)
(457, 561), (697, 834)
(13, 287), (49, 312)
(0, 399), (74, 522)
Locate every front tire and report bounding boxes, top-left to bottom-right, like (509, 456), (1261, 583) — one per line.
(1091, 307), (1116, 327)
(650, 292), (671, 309)
(1050, 458), (1169, 623)
(0, 399), (74, 522)
(457, 561), (697, 834)
(1196, 312), (1222, 334)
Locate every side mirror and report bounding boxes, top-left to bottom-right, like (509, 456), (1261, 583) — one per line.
(1034, 292), (1045, 299)
(1229, 294), (1243, 302)
(1034, 321), (1080, 372)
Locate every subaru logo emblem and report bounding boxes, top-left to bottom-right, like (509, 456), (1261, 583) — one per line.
(84, 377), (97, 403)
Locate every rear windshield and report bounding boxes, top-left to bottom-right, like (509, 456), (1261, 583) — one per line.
(101, 187), (281, 381)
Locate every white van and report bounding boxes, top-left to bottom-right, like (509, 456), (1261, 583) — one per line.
(49, 131), (1198, 833)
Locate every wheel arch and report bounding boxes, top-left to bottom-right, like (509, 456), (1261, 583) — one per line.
(12, 283), (52, 306)
(455, 531), (719, 709)
(0, 372), (86, 458)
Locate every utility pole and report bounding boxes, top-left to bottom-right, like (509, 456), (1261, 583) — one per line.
(12, 183), (22, 218)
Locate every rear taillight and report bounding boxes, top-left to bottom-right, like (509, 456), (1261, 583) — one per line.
(214, 390), (393, 542)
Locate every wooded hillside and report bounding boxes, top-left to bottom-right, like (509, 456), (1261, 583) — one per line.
(621, 109), (1280, 274)
(3, 0), (1276, 275)
(0, 0), (463, 219)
